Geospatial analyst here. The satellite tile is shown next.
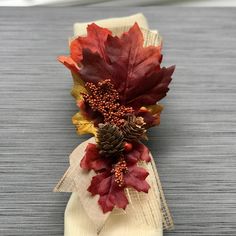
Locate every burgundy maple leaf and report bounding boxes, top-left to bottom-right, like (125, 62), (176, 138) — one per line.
(80, 143), (110, 171)
(80, 142), (151, 172)
(124, 165), (150, 192)
(79, 23), (175, 108)
(58, 23), (111, 73)
(125, 142), (151, 164)
(80, 141), (151, 212)
(88, 171), (128, 213)
(58, 23), (175, 109)
(87, 164), (150, 213)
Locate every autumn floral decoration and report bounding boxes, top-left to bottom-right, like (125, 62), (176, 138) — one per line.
(58, 23), (175, 213)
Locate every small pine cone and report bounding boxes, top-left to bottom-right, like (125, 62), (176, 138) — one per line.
(97, 123), (124, 156)
(122, 115), (147, 141)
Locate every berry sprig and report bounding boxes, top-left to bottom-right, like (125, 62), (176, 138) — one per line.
(82, 79), (133, 126)
(111, 158), (128, 187)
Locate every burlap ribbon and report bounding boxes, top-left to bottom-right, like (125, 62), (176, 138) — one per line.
(54, 13), (173, 235)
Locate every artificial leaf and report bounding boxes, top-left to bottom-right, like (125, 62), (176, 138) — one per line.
(71, 23), (112, 63)
(124, 165), (150, 193)
(125, 142), (151, 163)
(80, 139), (151, 171)
(80, 143), (110, 171)
(71, 72), (87, 101)
(127, 66), (175, 108)
(81, 101), (104, 127)
(146, 104), (163, 118)
(87, 162), (150, 213)
(58, 23), (112, 72)
(79, 23), (175, 108)
(136, 104), (164, 128)
(88, 171), (128, 213)
(58, 56), (80, 74)
(72, 112), (97, 136)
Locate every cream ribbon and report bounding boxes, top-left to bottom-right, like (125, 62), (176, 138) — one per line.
(73, 13), (149, 36)
(55, 13), (174, 236)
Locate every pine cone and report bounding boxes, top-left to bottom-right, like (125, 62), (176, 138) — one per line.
(122, 115), (147, 141)
(97, 123), (124, 156)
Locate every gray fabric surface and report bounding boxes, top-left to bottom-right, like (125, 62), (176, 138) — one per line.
(1, 0), (236, 6)
(0, 7), (235, 236)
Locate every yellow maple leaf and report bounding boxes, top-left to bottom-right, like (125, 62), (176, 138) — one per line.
(72, 112), (97, 136)
(146, 104), (163, 114)
(146, 103), (164, 126)
(71, 72), (87, 101)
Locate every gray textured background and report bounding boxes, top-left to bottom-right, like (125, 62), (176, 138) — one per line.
(0, 7), (236, 236)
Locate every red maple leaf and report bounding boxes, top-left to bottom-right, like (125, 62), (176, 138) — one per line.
(135, 105), (163, 128)
(81, 142), (151, 213)
(57, 55), (80, 74)
(80, 142), (151, 172)
(88, 171), (128, 213)
(80, 143), (110, 171)
(79, 23), (175, 108)
(125, 142), (151, 164)
(71, 23), (112, 63)
(88, 164), (150, 213)
(58, 23), (175, 109)
(124, 165), (150, 192)
(58, 23), (111, 73)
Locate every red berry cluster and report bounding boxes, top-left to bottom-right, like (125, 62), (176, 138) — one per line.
(111, 158), (128, 187)
(82, 79), (133, 126)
